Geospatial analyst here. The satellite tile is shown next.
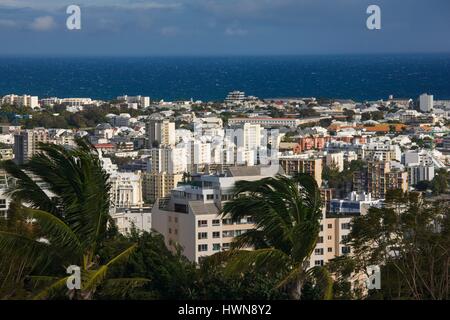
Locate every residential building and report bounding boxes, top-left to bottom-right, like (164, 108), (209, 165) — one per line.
(419, 93), (434, 112)
(151, 166), (281, 263)
(279, 155), (323, 187)
(13, 128), (49, 165)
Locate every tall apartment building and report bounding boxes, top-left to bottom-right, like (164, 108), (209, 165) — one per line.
(143, 147), (187, 203)
(353, 161), (408, 199)
(13, 128), (49, 164)
(143, 172), (184, 203)
(419, 93), (433, 112)
(151, 166), (281, 263)
(2, 94), (39, 109)
(279, 155), (323, 187)
(146, 118), (176, 147)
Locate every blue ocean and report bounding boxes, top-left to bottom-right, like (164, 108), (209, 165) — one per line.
(0, 54), (449, 102)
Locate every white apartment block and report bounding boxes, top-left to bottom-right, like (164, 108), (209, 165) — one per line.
(146, 119), (176, 147)
(419, 93), (434, 113)
(2, 94), (39, 109)
(150, 147), (187, 174)
(407, 165), (435, 186)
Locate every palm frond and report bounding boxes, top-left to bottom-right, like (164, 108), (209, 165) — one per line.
(32, 276), (69, 300)
(21, 207), (83, 257)
(83, 244), (137, 291)
(306, 266), (334, 300)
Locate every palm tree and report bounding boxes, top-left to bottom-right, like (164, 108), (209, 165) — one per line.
(219, 174), (332, 300)
(0, 139), (147, 300)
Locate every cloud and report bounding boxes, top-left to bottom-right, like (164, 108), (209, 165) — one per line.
(30, 16), (56, 31)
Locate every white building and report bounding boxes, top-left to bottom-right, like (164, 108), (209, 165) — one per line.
(419, 93), (434, 113)
(117, 95), (150, 108)
(111, 207), (152, 235)
(2, 94), (39, 109)
(146, 118), (176, 147)
(326, 152), (344, 172)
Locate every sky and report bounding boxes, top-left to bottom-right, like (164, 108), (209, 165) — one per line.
(0, 0), (449, 56)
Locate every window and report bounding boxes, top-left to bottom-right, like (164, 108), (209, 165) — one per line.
(314, 248), (324, 255)
(198, 220), (208, 227)
(222, 243), (231, 250)
(341, 223), (351, 230)
(212, 231), (220, 238)
(327, 247), (333, 253)
(328, 235), (332, 240)
(317, 236), (323, 244)
(212, 219), (220, 226)
(342, 246), (351, 254)
(341, 235), (349, 242)
(328, 224), (333, 229)
(315, 260), (324, 266)
(174, 203), (187, 213)
(174, 217), (178, 223)
(320, 225), (323, 231)
(223, 230), (234, 238)
(207, 194), (214, 200)
(168, 228), (172, 234)
(247, 216), (255, 223)
(213, 243), (221, 251)
(222, 218), (233, 225)
(198, 232), (208, 240)
(198, 244), (208, 252)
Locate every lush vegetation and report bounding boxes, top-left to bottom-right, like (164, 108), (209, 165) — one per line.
(338, 190), (449, 300)
(0, 141), (448, 300)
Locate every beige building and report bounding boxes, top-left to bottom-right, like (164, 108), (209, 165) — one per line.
(279, 155), (323, 187)
(143, 172), (183, 203)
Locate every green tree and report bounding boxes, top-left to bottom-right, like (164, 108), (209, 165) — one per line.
(431, 169), (449, 195)
(0, 139), (147, 300)
(348, 190), (449, 300)
(217, 174), (333, 300)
